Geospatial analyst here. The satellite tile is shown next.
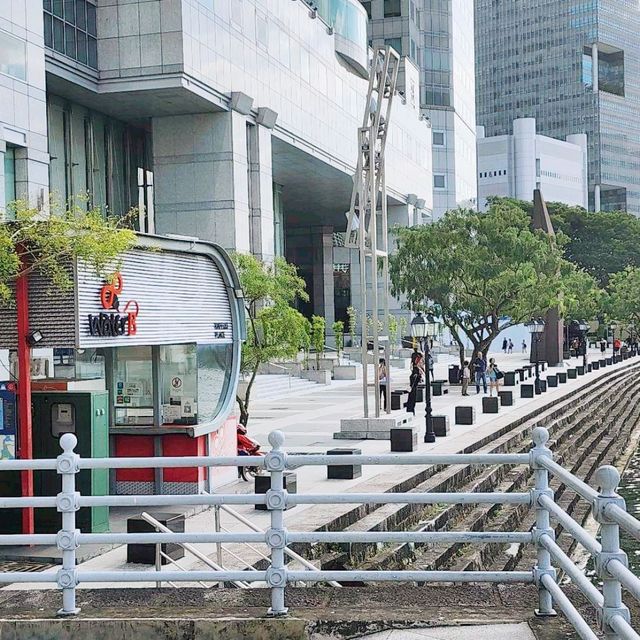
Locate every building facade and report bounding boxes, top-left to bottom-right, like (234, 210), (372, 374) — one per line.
(477, 118), (588, 211)
(364, 0), (477, 218)
(0, 0), (432, 332)
(475, 0), (640, 215)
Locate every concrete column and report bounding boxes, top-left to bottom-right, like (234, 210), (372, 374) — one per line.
(0, 139), (6, 216)
(566, 133), (589, 209)
(247, 124), (275, 262)
(312, 226), (335, 334)
(13, 147), (49, 211)
(592, 43), (599, 92)
(594, 184), (601, 212)
(513, 118), (537, 201)
(152, 111), (251, 253)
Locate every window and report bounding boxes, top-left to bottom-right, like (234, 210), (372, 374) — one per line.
(432, 131), (445, 146)
(433, 174), (446, 189)
(3, 146), (16, 212)
(197, 344), (234, 424)
(361, 1), (372, 19)
(112, 346), (154, 426)
(385, 37), (402, 56)
(0, 30), (26, 80)
(384, 0), (401, 17)
(43, 0), (97, 70)
(160, 344), (198, 426)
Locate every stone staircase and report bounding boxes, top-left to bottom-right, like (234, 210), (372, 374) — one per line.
(240, 374), (324, 402)
(283, 362), (640, 579)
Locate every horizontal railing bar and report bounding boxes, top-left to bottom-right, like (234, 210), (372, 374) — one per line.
(79, 456), (265, 470)
(538, 534), (603, 608)
(538, 458), (598, 502)
(78, 494), (266, 507)
(0, 572), (57, 584)
(286, 453), (529, 466)
(78, 570), (266, 583)
(286, 493), (530, 506)
(606, 503), (640, 542)
(0, 459), (57, 471)
(78, 532), (266, 545)
(540, 573), (599, 640)
(0, 534), (58, 545)
(607, 558), (640, 603)
(538, 495), (602, 555)
(288, 532), (533, 544)
(287, 570), (534, 583)
(609, 614), (640, 640)
(0, 497), (57, 508)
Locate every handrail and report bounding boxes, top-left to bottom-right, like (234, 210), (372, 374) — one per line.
(0, 426), (638, 640)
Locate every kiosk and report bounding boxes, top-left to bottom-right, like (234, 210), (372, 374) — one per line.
(0, 235), (245, 533)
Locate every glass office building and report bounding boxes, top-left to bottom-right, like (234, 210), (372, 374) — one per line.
(475, 0), (640, 214)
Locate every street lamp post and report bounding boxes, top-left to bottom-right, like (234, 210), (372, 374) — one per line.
(578, 320), (589, 369)
(611, 323), (617, 363)
(411, 312), (437, 443)
(527, 319), (545, 394)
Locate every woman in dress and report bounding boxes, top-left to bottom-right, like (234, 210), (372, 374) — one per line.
(405, 353), (424, 415)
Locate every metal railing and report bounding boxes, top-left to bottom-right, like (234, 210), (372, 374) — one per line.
(0, 428), (639, 639)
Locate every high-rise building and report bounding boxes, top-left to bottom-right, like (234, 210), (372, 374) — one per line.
(364, 0), (477, 218)
(475, 0), (640, 214)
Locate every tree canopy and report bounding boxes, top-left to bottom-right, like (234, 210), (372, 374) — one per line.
(389, 201), (600, 361)
(233, 253), (309, 426)
(606, 266), (640, 334)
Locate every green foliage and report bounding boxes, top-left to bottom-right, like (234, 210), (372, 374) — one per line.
(311, 315), (326, 368)
(0, 198), (136, 301)
(389, 202), (599, 361)
(399, 316), (408, 345)
(388, 314), (398, 346)
(232, 254), (309, 425)
(332, 320), (344, 355)
(346, 305), (357, 345)
(606, 266), (640, 331)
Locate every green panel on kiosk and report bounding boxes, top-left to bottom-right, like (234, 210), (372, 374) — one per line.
(29, 391), (109, 534)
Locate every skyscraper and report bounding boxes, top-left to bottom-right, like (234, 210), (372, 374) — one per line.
(364, 0), (477, 217)
(475, 0), (640, 214)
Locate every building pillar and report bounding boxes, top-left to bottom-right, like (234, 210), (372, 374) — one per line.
(566, 133), (589, 209)
(152, 110), (252, 253)
(594, 184), (601, 212)
(592, 43), (599, 92)
(247, 122), (275, 262)
(0, 139), (6, 216)
(13, 147), (49, 211)
(513, 118), (537, 201)
(312, 226), (335, 335)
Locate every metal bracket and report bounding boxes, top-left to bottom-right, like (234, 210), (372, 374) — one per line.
(530, 488), (554, 508)
(263, 450), (286, 472)
(531, 526), (555, 546)
(265, 567), (287, 588)
(265, 528), (287, 550)
(532, 565), (557, 586)
(265, 489), (287, 511)
(56, 568), (78, 589)
(56, 491), (80, 513)
(595, 550), (629, 578)
(529, 447), (552, 470)
(592, 495), (626, 524)
(56, 452), (79, 475)
(56, 529), (79, 551)
(598, 604), (631, 633)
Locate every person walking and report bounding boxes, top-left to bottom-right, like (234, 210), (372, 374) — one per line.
(502, 338), (508, 353)
(473, 353), (487, 394)
(461, 360), (471, 396)
(600, 339), (607, 355)
(521, 340), (527, 354)
(508, 339), (513, 354)
(405, 353), (424, 415)
(487, 357), (502, 397)
(378, 358), (388, 411)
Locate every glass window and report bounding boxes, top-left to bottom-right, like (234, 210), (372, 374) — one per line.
(112, 346), (154, 426)
(43, 0), (97, 69)
(53, 348), (106, 382)
(385, 37), (402, 56)
(0, 30), (26, 80)
(4, 147), (16, 211)
(433, 174), (446, 189)
(384, 0), (401, 18)
(432, 131), (445, 146)
(160, 344), (198, 426)
(197, 344), (234, 424)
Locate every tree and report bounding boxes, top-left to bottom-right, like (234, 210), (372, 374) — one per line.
(233, 254), (309, 426)
(389, 202), (597, 364)
(332, 320), (344, 356)
(2, 198), (136, 299)
(347, 305), (357, 346)
(311, 315), (325, 369)
(606, 267), (640, 336)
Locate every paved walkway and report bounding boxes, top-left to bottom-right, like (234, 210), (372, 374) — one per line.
(362, 623), (536, 640)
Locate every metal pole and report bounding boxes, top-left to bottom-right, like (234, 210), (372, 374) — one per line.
(535, 336), (541, 394)
(593, 466), (631, 639)
(155, 537), (162, 588)
(359, 139), (369, 418)
(530, 427), (557, 617)
(214, 505), (223, 588)
(424, 341), (435, 443)
(56, 434), (80, 616)
(370, 123), (380, 418)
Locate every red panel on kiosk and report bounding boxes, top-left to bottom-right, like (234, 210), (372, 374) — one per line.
(115, 435), (154, 482)
(162, 434), (206, 483)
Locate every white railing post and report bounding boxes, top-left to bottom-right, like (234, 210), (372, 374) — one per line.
(55, 433), (80, 616)
(214, 505), (224, 589)
(593, 466), (631, 639)
(529, 426), (557, 617)
(264, 431), (288, 616)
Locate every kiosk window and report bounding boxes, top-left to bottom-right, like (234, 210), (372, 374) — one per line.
(197, 343), (233, 423)
(112, 346), (154, 426)
(160, 344), (197, 425)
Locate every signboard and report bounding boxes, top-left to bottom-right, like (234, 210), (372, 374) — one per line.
(0, 383), (17, 460)
(76, 249), (234, 348)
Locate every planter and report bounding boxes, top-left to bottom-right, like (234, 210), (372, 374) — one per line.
(302, 369), (332, 385)
(333, 365), (358, 380)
